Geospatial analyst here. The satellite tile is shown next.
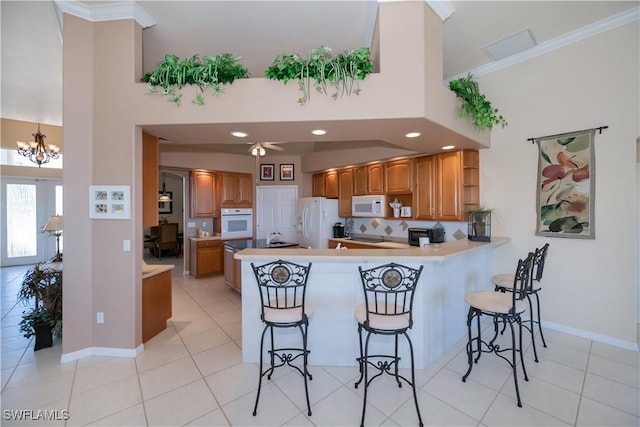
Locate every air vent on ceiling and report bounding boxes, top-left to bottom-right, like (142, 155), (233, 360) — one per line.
(482, 28), (538, 61)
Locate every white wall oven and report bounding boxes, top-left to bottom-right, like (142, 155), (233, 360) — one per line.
(221, 208), (253, 239)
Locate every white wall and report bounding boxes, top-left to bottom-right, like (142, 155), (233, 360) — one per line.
(478, 21), (639, 348)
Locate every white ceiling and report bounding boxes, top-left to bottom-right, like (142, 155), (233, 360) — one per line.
(2, 1), (637, 156)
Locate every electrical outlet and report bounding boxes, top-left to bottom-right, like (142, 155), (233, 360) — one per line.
(97, 312), (104, 324)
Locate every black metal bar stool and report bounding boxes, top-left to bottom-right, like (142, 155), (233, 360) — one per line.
(250, 259), (313, 416)
(354, 262), (424, 427)
(492, 243), (549, 362)
(462, 252), (534, 407)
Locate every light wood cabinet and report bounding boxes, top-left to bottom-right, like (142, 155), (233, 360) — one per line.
(224, 244), (242, 293)
(220, 172), (253, 208)
(190, 239), (223, 277)
(312, 173), (326, 197)
(325, 170), (339, 198)
(414, 149), (479, 221)
(338, 168), (353, 217)
(353, 163), (384, 196)
(142, 132), (159, 227)
(190, 170), (217, 218)
(384, 158), (414, 195)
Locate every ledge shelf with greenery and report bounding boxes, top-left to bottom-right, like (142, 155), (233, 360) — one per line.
(141, 53), (249, 106)
(449, 74), (507, 130)
(265, 46), (373, 105)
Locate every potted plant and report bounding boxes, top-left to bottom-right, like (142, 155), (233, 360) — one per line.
(17, 264), (62, 350)
(448, 74), (507, 130)
(141, 53), (249, 106)
(467, 206), (493, 242)
(265, 45), (373, 105)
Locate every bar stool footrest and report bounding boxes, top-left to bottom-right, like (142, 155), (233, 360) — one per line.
(264, 348), (312, 380)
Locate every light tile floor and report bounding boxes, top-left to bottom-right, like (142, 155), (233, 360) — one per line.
(1, 261), (638, 426)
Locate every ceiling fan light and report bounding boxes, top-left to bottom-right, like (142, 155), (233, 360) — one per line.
(251, 146), (266, 156)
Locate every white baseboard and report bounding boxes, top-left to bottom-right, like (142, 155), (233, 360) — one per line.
(60, 344), (144, 363)
(544, 321), (639, 352)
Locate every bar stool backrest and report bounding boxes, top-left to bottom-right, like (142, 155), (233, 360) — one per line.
(251, 260), (312, 320)
(358, 262), (424, 330)
(510, 252), (534, 313)
(531, 243), (550, 283)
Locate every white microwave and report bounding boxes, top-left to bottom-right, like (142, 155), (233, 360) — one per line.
(352, 195), (386, 217)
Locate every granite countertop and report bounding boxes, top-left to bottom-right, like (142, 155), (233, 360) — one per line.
(189, 234), (223, 242)
(225, 239), (299, 250)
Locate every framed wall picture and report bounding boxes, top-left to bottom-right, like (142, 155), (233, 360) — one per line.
(158, 192), (173, 214)
(260, 164), (275, 181)
(89, 185), (131, 219)
(280, 164), (294, 181)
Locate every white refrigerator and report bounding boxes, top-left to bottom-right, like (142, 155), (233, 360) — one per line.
(297, 197), (341, 249)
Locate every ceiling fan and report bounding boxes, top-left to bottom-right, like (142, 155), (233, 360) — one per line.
(248, 142), (285, 156)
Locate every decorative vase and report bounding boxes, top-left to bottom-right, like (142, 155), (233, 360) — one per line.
(33, 323), (53, 351)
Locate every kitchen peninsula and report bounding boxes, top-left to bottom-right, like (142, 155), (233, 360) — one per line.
(236, 237), (509, 368)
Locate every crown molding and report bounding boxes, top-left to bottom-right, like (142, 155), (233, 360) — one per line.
(449, 5), (639, 81)
(54, 1), (156, 28)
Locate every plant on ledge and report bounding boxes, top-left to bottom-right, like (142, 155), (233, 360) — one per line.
(448, 74), (507, 130)
(265, 46), (373, 105)
(141, 53), (249, 106)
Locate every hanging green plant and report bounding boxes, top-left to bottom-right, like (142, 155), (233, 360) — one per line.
(141, 53), (249, 106)
(265, 46), (373, 105)
(448, 74), (507, 130)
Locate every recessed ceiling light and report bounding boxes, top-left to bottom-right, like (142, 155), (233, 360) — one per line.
(311, 129), (327, 136)
(405, 132), (421, 138)
(442, 145), (455, 150)
(230, 131), (248, 138)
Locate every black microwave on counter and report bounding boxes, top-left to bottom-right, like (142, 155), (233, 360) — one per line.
(408, 227), (446, 246)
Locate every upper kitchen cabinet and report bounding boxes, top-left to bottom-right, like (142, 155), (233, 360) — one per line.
(142, 132), (159, 227)
(220, 172), (253, 208)
(353, 163), (384, 196)
(191, 170), (217, 217)
(384, 158), (414, 195)
(325, 170), (339, 199)
(414, 149), (479, 221)
(338, 168), (353, 217)
(312, 173), (326, 197)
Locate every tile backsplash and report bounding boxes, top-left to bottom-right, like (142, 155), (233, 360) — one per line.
(345, 217), (468, 242)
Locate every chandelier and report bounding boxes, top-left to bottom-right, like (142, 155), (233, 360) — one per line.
(16, 124), (60, 167)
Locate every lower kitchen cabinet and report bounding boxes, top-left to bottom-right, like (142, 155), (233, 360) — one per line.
(190, 239), (223, 277)
(224, 244), (242, 293)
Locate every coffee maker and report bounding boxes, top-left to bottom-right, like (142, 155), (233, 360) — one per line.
(333, 222), (345, 238)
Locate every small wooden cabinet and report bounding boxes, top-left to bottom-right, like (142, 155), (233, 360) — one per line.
(353, 163), (384, 196)
(190, 239), (223, 277)
(220, 172), (252, 208)
(325, 170), (339, 199)
(384, 158), (414, 194)
(312, 173), (326, 197)
(190, 170), (217, 218)
(338, 168), (353, 217)
(224, 244), (242, 293)
(142, 269), (172, 343)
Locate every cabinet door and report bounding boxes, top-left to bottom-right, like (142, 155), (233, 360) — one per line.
(414, 156), (436, 220)
(338, 168), (353, 217)
(436, 151), (463, 221)
(325, 171), (339, 199)
(366, 163), (384, 195)
(191, 171), (217, 217)
(142, 132), (159, 227)
(191, 240), (223, 277)
(220, 173), (237, 206)
(353, 167), (366, 196)
(233, 258), (242, 293)
(312, 173), (326, 197)
(236, 173), (253, 206)
(384, 159), (413, 194)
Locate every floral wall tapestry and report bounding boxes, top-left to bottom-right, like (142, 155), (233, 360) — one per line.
(535, 129), (595, 239)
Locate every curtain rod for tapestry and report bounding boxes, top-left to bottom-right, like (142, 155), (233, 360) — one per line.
(527, 126), (608, 144)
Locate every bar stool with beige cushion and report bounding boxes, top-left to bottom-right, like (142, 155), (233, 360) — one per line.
(250, 259), (313, 417)
(492, 243), (549, 362)
(354, 262), (424, 427)
(462, 252), (534, 407)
